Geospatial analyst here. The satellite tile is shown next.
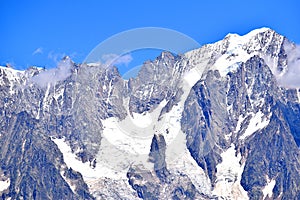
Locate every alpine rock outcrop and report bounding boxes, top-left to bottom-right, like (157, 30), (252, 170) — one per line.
(0, 27), (299, 199)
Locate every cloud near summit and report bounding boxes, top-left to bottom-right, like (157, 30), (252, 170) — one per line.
(277, 44), (300, 88)
(30, 57), (73, 88)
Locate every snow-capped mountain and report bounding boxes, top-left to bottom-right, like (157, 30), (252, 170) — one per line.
(0, 28), (299, 200)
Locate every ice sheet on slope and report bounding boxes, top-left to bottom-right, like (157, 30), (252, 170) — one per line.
(183, 68), (203, 87)
(240, 111), (271, 140)
(161, 103), (212, 195)
(131, 112), (154, 128)
(86, 178), (139, 200)
(102, 99), (167, 156)
(52, 138), (124, 180)
(159, 71), (211, 195)
(52, 137), (140, 199)
(212, 33), (257, 77)
(101, 117), (153, 161)
(213, 144), (248, 200)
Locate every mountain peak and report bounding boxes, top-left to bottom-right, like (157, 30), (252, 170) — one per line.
(225, 27), (273, 39)
(0, 28), (299, 200)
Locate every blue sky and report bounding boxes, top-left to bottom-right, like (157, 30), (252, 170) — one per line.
(1, 0), (299, 73)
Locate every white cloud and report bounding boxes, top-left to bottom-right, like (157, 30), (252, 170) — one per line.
(32, 47), (43, 55)
(102, 54), (133, 67)
(31, 57), (73, 88)
(48, 51), (66, 63)
(278, 43), (300, 88)
(47, 51), (78, 64)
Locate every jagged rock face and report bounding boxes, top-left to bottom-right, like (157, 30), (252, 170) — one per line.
(182, 55), (300, 199)
(0, 112), (93, 200)
(181, 29), (300, 199)
(0, 28), (300, 199)
(241, 108), (300, 199)
(128, 52), (188, 114)
(148, 134), (170, 180)
(0, 63), (128, 199)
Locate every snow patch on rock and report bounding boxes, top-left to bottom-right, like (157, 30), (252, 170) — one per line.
(0, 177), (10, 192)
(213, 144), (248, 199)
(240, 111), (271, 140)
(262, 176), (276, 199)
(52, 137), (139, 199)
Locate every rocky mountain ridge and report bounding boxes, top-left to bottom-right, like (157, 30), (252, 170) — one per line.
(0, 27), (299, 199)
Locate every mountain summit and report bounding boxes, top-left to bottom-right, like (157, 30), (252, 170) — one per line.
(0, 28), (299, 199)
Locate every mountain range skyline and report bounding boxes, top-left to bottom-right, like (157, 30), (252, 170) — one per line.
(2, 27), (300, 89)
(0, 27), (299, 199)
(1, 1), (300, 71)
